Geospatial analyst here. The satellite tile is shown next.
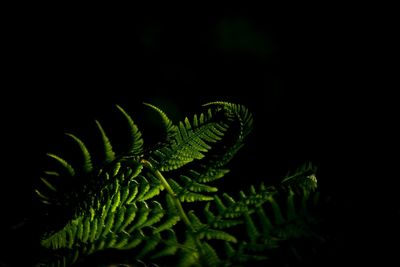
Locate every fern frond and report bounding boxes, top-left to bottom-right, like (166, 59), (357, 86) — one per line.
(177, 232), (200, 267)
(169, 102), (254, 204)
(179, 175), (218, 193)
(46, 153), (75, 176)
(36, 101), (321, 267)
(155, 170), (316, 266)
(153, 194), (181, 233)
(149, 119), (228, 171)
(116, 105), (144, 156)
(169, 179), (214, 202)
(256, 206), (273, 237)
(65, 133), (93, 173)
(203, 101), (253, 140)
(95, 120), (116, 163)
(200, 241), (221, 267)
(203, 202), (242, 229)
(187, 210), (238, 244)
(244, 212), (260, 242)
(143, 102), (177, 141)
(126, 201), (151, 233)
(134, 176), (151, 202)
(141, 201), (165, 228)
(147, 104), (230, 172)
(191, 168), (230, 183)
(150, 229), (179, 259)
(135, 227), (162, 258)
(141, 172), (164, 201)
(125, 180), (140, 204)
(41, 191), (177, 266)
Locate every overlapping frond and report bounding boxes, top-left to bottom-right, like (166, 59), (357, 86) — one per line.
(170, 102), (254, 198)
(36, 101), (321, 267)
(203, 101), (253, 141)
(148, 109), (230, 171)
(39, 182), (180, 266)
(204, 177), (319, 266)
(171, 170), (319, 267)
(36, 105), (144, 208)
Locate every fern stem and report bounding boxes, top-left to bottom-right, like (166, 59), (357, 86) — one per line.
(141, 159), (194, 231)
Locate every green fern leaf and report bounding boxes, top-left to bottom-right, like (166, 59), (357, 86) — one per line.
(154, 215), (181, 234)
(169, 179), (214, 202)
(187, 210), (203, 231)
(95, 120), (116, 163)
(203, 101), (253, 140)
(202, 229), (237, 243)
(201, 241), (221, 267)
(141, 201), (165, 228)
(150, 229), (179, 259)
(213, 195), (227, 214)
(177, 233), (200, 267)
(125, 180), (139, 204)
(137, 228), (161, 258)
(89, 217), (98, 243)
(143, 102), (177, 140)
(190, 168), (230, 183)
(120, 186), (130, 205)
(36, 101), (322, 267)
(116, 105), (144, 156)
(179, 175), (218, 193)
(127, 201), (150, 233)
(118, 203), (138, 232)
(141, 173), (163, 201)
(112, 205), (126, 232)
(256, 206), (273, 236)
(124, 229), (146, 250)
(47, 153), (75, 176)
(269, 197), (285, 225)
(65, 133), (93, 173)
(111, 161), (122, 178)
(244, 212), (260, 242)
(149, 112), (229, 171)
(153, 194), (180, 233)
(134, 175), (151, 201)
(203, 203), (242, 229)
(113, 234), (130, 249)
(110, 189), (121, 213)
(81, 217), (91, 243)
(102, 210), (115, 237)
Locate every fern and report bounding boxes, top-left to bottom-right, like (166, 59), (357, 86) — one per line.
(35, 102), (321, 267)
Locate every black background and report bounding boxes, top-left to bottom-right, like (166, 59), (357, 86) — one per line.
(1, 4), (395, 266)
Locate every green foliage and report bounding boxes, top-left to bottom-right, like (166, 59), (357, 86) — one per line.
(35, 102), (320, 267)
